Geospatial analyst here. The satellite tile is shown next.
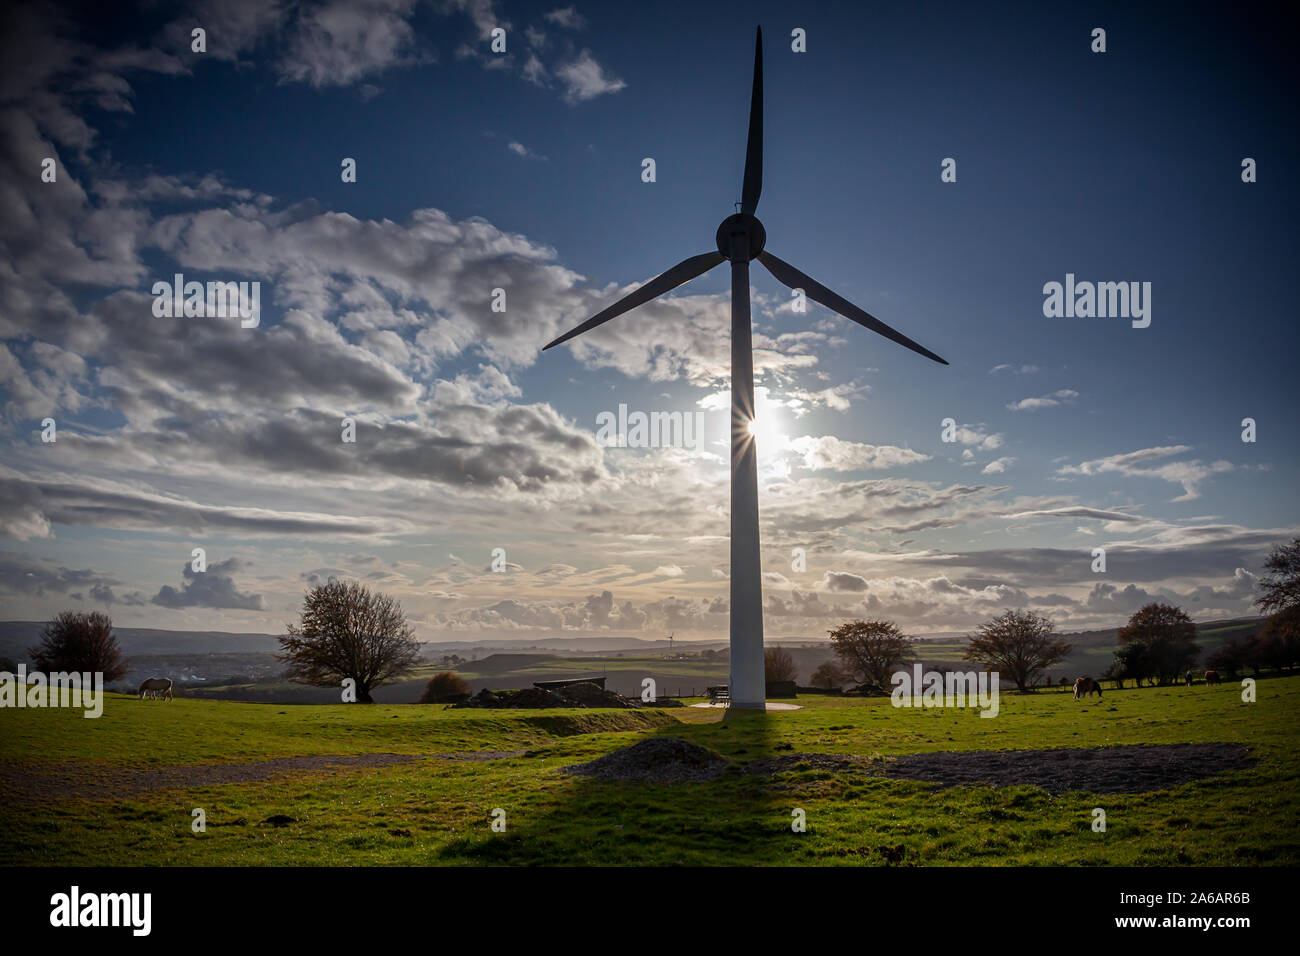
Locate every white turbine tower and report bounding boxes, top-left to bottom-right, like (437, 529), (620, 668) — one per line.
(544, 27), (948, 709)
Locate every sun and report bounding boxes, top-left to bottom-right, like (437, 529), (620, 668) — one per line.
(745, 391), (789, 454)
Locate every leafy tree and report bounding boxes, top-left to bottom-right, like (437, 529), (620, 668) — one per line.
(1112, 637), (1155, 686)
(1256, 538), (1300, 615)
(1101, 661), (1124, 690)
(963, 609), (1071, 693)
(764, 646), (797, 683)
(1117, 603), (1198, 684)
(829, 619), (915, 689)
(418, 671), (471, 703)
(29, 611), (127, 681)
(810, 660), (850, 689)
(278, 579), (419, 703)
(1206, 637), (1250, 679)
(1255, 606), (1300, 671)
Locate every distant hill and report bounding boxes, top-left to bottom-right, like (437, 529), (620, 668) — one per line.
(422, 636), (700, 652)
(0, 621), (282, 659)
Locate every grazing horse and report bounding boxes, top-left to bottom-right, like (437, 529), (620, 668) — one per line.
(138, 677), (174, 701)
(1185, 671), (1194, 686)
(1204, 669), (1221, 685)
(1073, 676), (1103, 699)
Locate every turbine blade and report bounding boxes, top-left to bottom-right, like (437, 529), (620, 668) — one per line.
(740, 26), (763, 215)
(758, 251), (949, 365)
(543, 251), (725, 351)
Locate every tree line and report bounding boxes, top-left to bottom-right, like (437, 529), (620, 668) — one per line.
(12, 538), (1300, 702)
(792, 538), (1300, 693)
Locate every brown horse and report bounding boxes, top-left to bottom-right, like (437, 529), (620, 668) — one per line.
(1073, 676), (1103, 699)
(138, 677), (174, 701)
(1204, 669), (1221, 685)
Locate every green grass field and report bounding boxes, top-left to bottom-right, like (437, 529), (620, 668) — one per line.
(182, 655), (731, 703)
(2, 675), (1297, 866)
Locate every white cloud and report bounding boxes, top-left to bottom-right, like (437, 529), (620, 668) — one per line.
(555, 49), (625, 103)
(1007, 388), (1078, 411)
(1058, 446), (1233, 502)
(544, 6), (586, 29)
(507, 139), (547, 160)
(787, 435), (930, 472)
(950, 423), (1004, 451)
(276, 0), (427, 87)
(521, 52), (547, 84)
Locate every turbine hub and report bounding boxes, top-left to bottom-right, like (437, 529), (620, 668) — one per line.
(716, 213), (766, 261)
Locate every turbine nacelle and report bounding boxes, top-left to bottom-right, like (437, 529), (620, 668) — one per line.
(716, 213), (766, 261)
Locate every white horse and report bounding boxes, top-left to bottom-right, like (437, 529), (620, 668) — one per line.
(138, 677), (174, 701)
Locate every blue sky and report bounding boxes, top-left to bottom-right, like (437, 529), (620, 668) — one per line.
(1, 0), (1296, 640)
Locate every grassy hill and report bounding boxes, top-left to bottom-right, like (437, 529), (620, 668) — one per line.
(2, 673), (1296, 866)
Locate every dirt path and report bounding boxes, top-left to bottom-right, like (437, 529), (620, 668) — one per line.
(0, 750), (523, 804)
(750, 742), (1256, 794)
(882, 742), (1256, 794)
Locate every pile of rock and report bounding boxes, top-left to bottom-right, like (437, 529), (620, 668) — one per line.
(562, 737), (730, 783)
(503, 687), (571, 708)
(548, 681), (638, 709)
(453, 681), (641, 709)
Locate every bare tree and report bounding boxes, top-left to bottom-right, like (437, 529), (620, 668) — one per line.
(764, 646), (797, 683)
(1256, 538), (1300, 615)
(278, 579), (419, 703)
(828, 619), (915, 689)
(30, 611), (127, 681)
(964, 609), (1071, 693)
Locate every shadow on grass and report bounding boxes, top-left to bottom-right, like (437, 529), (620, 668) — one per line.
(434, 705), (809, 865)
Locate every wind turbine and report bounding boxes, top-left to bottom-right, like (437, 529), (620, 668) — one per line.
(543, 26), (947, 709)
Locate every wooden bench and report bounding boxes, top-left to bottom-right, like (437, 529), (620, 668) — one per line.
(707, 685), (730, 705)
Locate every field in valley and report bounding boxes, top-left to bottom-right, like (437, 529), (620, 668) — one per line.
(1, 674), (1297, 866)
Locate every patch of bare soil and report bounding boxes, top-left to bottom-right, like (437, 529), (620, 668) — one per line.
(560, 741), (1255, 792)
(0, 753), (421, 804)
(562, 737), (729, 783)
(883, 742), (1255, 795)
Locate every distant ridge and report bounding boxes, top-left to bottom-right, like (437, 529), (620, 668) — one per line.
(0, 621), (282, 657)
(0, 616), (1267, 662)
